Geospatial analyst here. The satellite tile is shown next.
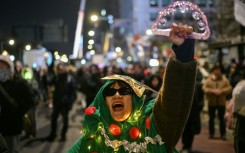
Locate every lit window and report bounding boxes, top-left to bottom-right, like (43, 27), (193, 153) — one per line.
(150, 12), (158, 21)
(150, 0), (158, 7)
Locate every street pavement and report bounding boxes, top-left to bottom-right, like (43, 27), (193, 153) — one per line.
(20, 101), (84, 153)
(176, 112), (235, 153)
(20, 102), (236, 153)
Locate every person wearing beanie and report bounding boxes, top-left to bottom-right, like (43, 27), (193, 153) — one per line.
(0, 55), (36, 153)
(67, 23), (197, 153)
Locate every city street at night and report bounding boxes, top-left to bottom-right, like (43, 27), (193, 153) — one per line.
(1, 0), (244, 153)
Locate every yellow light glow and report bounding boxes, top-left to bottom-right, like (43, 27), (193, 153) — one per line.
(8, 39), (15, 45)
(127, 56), (133, 62)
(149, 59), (159, 67)
(88, 30), (95, 36)
(44, 52), (49, 58)
(25, 44), (31, 50)
(91, 15), (98, 22)
(88, 145), (91, 150)
(115, 47), (121, 53)
(1, 50), (8, 56)
(88, 39), (94, 45)
(90, 50), (95, 55)
(54, 51), (59, 55)
(87, 45), (93, 50)
(55, 55), (60, 60)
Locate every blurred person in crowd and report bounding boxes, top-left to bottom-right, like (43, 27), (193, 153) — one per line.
(103, 65), (115, 76)
(113, 66), (125, 75)
(227, 64), (241, 88)
(226, 58), (238, 73)
(80, 64), (103, 107)
(125, 64), (134, 76)
(76, 66), (87, 108)
(67, 23), (197, 153)
(14, 60), (23, 76)
(180, 69), (204, 153)
(0, 55), (35, 153)
(0, 134), (8, 153)
(45, 62), (77, 141)
(20, 67), (41, 140)
(145, 74), (163, 102)
(130, 63), (145, 83)
(225, 98), (234, 130)
(226, 64), (241, 99)
(38, 67), (49, 102)
(232, 70), (245, 153)
(0, 104), (9, 153)
(103, 65), (125, 77)
(46, 61), (56, 107)
(202, 65), (232, 140)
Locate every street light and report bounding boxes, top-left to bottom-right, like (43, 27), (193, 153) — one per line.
(25, 44), (31, 51)
(8, 39), (15, 46)
(90, 15), (99, 22)
(88, 30), (95, 37)
(1, 39), (15, 52)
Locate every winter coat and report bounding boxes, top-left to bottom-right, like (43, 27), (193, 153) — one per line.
(0, 77), (35, 136)
(79, 73), (104, 106)
(232, 80), (245, 142)
(184, 69), (204, 135)
(202, 74), (232, 106)
(52, 73), (77, 109)
(0, 133), (8, 153)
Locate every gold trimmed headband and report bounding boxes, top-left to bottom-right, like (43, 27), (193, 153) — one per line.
(101, 74), (158, 97)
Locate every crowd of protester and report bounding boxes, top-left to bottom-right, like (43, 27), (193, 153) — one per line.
(1, 53), (245, 153)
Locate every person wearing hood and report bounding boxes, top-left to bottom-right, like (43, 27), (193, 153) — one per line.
(0, 55), (35, 153)
(67, 23), (197, 153)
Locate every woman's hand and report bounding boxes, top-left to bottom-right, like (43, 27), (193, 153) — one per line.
(169, 23), (193, 46)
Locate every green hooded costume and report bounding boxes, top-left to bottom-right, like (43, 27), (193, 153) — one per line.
(67, 52), (197, 153)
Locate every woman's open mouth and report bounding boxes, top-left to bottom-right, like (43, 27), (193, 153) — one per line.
(112, 103), (124, 111)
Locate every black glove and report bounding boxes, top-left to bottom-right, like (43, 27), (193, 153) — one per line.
(172, 39), (195, 63)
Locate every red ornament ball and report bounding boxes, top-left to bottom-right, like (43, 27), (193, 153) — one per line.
(129, 127), (140, 140)
(85, 106), (96, 115)
(109, 124), (121, 136)
(146, 117), (151, 129)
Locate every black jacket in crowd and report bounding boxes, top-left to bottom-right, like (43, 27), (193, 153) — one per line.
(52, 73), (77, 108)
(0, 77), (36, 136)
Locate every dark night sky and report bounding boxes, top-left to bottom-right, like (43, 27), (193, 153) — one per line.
(0, 0), (80, 31)
(0, 0), (80, 55)
(0, 0), (118, 56)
